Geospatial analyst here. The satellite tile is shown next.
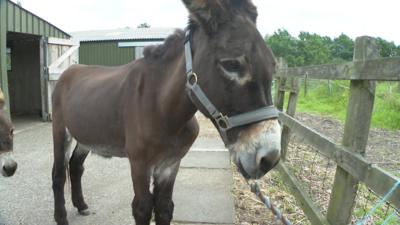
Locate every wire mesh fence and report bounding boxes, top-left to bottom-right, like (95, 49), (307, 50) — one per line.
(278, 111), (400, 225)
(352, 184), (399, 225)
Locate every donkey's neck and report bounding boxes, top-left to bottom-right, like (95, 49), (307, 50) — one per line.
(147, 32), (198, 131)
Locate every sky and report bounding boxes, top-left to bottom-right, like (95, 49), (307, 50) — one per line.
(12, 0), (400, 45)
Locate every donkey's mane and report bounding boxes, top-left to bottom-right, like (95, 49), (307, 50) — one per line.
(143, 21), (198, 62)
(143, 29), (185, 61)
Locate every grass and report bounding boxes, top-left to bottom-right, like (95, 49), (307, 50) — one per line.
(293, 81), (400, 130)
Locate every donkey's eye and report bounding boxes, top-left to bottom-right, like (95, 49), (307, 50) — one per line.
(218, 56), (251, 84)
(219, 59), (242, 73)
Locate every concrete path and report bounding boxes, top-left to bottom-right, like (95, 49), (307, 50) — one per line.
(0, 120), (234, 225)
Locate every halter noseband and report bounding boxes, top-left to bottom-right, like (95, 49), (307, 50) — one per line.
(184, 30), (279, 142)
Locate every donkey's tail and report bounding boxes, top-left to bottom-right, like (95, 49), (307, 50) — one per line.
(64, 128), (76, 188)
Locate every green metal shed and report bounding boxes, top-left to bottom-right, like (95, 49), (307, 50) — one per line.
(0, 0), (78, 120)
(72, 27), (174, 66)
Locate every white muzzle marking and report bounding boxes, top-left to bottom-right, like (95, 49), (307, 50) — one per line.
(229, 119), (281, 178)
(1, 153), (17, 177)
(230, 119), (281, 155)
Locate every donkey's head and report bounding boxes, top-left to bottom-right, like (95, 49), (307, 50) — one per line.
(183, 0), (281, 179)
(0, 89), (17, 177)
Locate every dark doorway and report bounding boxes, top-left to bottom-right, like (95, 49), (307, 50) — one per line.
(7, 32), (42, 119)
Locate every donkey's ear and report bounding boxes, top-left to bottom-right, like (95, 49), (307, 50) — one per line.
(182, 0), (227, 34)
(231, 0), (258, 22)
(0, 88), (5, 109)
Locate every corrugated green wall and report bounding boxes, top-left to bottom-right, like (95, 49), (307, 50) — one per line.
(79, 41), (135, 66)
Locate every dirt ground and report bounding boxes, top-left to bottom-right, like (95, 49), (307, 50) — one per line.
(196, 112), (400, 225)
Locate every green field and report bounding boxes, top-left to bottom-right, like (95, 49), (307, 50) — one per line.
(294, 81), (400, 130)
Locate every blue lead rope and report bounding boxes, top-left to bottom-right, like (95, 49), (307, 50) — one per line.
(248, 181), (293, 225)
(356, 180), (400, 225)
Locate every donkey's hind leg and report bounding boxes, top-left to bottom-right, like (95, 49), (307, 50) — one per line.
(52, 123), (70, 225)
(69, 143), (91, 215)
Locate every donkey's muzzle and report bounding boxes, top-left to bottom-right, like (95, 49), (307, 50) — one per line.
(236, 148), (280, 179)
(1, 157), (17, 177)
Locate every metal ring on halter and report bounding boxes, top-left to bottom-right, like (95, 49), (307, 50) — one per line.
(216, 113), (230, 130)
(187, 72), (198, 87)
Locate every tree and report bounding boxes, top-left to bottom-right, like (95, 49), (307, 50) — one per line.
(297, 32), (332, 65)
(266, 29), (304, 67)
(376, 37), (399, 57)
(137, 23), (151, 28)
(331, 34), (354, 62)
(267, 30), (334, 66)
(266, 29), (400, 67)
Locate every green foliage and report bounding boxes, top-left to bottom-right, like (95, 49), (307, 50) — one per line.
(296, 80), (349, 121)
(331, 34), (354, 62)
(371, 83), (400, 129)
(297, 32), (333, 65)
(296, 82), (400, 130)
(267, 29), (304, 67)
(266, 29), (400, 66)
(375, 37), (400, 57)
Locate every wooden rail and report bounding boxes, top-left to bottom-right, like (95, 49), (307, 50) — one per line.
(273, 36), (400, 225)
(275, 58), (400, 81)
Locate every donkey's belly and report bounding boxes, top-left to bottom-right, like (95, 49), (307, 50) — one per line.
(80, 143), (127, 158)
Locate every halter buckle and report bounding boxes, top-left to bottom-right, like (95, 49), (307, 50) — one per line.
(216, 113), (229, 130)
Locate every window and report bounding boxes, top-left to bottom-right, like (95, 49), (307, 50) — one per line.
(135, 46), (145, 59)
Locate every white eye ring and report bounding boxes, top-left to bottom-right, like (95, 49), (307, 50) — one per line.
(218, 56), (252, 85)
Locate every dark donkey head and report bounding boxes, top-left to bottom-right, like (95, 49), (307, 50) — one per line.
(183, 0), (281, 179)
(0, 88), (17, 177)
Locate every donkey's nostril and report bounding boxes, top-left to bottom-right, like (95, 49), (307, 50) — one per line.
(2, 161), (17, 177)
(257, 149), (280, 173)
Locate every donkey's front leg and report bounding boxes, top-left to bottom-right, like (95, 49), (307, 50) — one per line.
(130, 159), (154, 225)
(153, 161), (181, 225)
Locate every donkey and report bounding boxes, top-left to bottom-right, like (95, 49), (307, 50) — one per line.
(51, 0), (281, 225)
(0, 88), (17, 177)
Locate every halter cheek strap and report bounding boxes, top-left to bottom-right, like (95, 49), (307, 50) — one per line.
(183, 30), (279, 142)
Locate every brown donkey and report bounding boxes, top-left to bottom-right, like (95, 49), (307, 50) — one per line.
(52, 1), (281, 224)
(0, 88), (17, 177)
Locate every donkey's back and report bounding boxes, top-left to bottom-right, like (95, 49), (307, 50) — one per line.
(52, 62), (146, 150)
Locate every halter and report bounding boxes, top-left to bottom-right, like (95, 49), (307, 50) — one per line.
(184, 30), (279, 143)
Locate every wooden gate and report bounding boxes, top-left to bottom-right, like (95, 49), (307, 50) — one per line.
(41, 37), (79, 121)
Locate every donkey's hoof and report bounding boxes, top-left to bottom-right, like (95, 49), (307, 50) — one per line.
(55, 220), (69, 225)
(78, 209), (91, 216)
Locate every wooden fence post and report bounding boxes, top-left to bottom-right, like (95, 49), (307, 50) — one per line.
(275, 58), (287, 111)
(326, 36), (379, 225)
(274, 58), (300, 161)
(281, 77), (300, 160)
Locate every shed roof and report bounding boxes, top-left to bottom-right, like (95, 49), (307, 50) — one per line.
(71, 27), (176, 42)
(4, 0), (70, 38)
